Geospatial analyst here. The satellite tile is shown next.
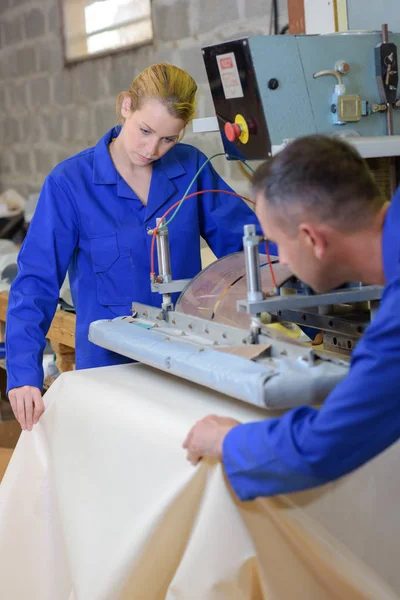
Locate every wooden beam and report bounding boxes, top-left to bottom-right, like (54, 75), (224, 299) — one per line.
(52, 341), (76, 372)
(336, 0), (348, 31)
(47, 310), (76, 349)
(0, 292), (8, 322)
(288, 0), (305, 34)
(0, 291), (75, 349)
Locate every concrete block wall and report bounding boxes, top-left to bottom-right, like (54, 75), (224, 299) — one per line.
(0, 0), (288, 198)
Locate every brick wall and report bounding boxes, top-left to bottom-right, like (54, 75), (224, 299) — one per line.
(0, 0), (287, 199)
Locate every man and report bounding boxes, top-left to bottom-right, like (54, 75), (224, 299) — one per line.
(183, 135), (400, 501)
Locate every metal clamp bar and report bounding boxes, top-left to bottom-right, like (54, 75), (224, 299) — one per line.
(273, 308), (368, 337)
(237, 285), (383, 315)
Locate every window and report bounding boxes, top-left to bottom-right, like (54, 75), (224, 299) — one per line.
(61, 0), (153, 63)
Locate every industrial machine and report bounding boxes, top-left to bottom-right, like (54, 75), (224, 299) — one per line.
(89, 26), (400, 410)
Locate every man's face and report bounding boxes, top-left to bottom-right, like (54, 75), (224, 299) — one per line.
(256, 192), (345, 293)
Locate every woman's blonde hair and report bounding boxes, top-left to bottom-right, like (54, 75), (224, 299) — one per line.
(116, 63), (197, 125)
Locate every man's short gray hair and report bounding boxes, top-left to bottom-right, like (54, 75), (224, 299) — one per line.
(252, 135), (384, 235)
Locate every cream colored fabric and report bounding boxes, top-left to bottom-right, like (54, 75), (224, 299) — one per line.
(200, 245), (216, 268)
(0, 364), (398, 600)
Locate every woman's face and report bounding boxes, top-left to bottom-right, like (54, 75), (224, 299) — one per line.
(119, 97), (186, 167)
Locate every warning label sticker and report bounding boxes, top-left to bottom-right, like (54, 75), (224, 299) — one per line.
(216, 52), (244, 100)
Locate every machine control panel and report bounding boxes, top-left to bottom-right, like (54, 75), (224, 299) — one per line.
(202, 39), (272, 159)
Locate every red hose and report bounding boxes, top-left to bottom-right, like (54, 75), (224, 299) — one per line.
(150, 190), (255, 275)
(150, 190), (277, 292)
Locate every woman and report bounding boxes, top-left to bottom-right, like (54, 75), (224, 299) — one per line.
(6, 63), (270, 431)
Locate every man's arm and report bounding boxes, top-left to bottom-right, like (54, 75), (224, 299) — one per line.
(184, 279), (400, 500)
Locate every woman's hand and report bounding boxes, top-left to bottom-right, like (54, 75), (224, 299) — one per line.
(8, 386), (44, 431)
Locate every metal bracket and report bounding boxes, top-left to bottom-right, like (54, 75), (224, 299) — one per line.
(237, 285), (383, 315)
(131, 302), (250, 345)
(151, 279), (192, 294)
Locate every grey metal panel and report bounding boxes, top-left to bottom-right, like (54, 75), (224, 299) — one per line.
(297, 32), (400, 136)
(249, 32), (400, 144)
(249, 35), (317, 145)
(347, 0), (400, 34)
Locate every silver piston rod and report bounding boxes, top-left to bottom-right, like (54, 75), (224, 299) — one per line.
(156, 218), (172, 283)
(243, 224), (263, 303)
(156, 218), (172, 310)
(243, 224), (264, 341)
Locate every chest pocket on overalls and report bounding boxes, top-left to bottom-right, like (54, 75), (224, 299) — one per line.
(89, 233), (134, 305)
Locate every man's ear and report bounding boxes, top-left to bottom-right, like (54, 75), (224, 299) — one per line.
(299, 223), (327, 260)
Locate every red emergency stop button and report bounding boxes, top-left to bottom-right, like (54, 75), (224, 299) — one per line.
(224, 122), (241, 142)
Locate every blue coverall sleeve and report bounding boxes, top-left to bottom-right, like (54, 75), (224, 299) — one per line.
(6, 175), (79, 393)
(223, 278), (400, 501)
(195, 152), (277, 257)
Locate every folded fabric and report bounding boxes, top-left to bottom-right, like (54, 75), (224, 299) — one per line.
(0, 364), (398, 599)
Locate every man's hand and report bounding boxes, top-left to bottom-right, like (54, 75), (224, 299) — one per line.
(8, 386), (44, 431)
(183, 415), (240, 466)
